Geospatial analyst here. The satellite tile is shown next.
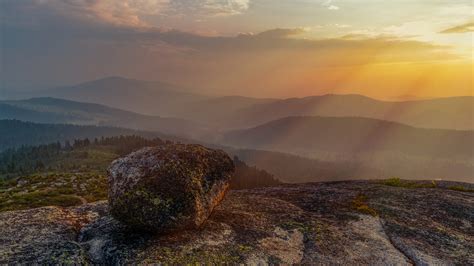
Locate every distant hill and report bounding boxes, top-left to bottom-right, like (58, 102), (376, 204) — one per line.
(172, 95), (277, 130)
(187, 94), (474, 131)
(29, 77), (210, 116)
(227, 148), (473, 183)
(32, 77), (277, 128)
(223, 116), (474, 160)
(0, 120), (165, 151)
(0, 97), (212, 139)
(8, 77), (472, 131)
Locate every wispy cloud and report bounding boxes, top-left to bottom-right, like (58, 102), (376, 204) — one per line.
(203, 0), (250, 16)
(322, 0), (339, 11)
(243, 28), (308, 38)
(0, 0), (249, 32)
(0, 0), (164, 29)
(148, 0), (250, 18)
(440, 21), (474, 33)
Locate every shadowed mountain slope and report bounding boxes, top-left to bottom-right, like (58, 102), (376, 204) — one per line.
(223, 116), (474, 159)
(0, 98), (211, 139)
(32, 77), (210, 116)
(0, 120), (167, 151)
(205, 94), (474, 130)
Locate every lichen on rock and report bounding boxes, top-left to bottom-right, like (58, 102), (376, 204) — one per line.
(107, 143), (234, 232)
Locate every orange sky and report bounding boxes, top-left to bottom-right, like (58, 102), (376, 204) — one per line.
(252, 61), (474, 100)
(1, 0), (473, 100)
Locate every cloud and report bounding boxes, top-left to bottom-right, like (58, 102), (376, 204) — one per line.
(1, 0), (248, 32)
(0, 0), (165, 29)
(1, 0), (465, 96)
(248, 28), (307, 38)
(150, 0), (250, 17)
(203, 0), (250, 16)
(123, 27), (451, 67)
(322, 0), (339, 10)
(440, 21), (474, 33)
(0, 0), (454, 63)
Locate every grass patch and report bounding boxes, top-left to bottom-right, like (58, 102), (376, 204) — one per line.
(0, 172), (108, 212)
(280, 220), (314, 234)
(145, 246), (241, 264)
(0, 191), (83, 212)
(381, 178), (437, 189)
(352, 194), (377, 217)
(448, 186), (474, 193)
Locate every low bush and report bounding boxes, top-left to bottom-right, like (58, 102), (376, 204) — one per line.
(351, 194), (377, 216)
(381, 178), (437, 189)
(448, 186), (474, 193)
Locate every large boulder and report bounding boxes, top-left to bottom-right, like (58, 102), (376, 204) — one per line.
(107, 143), (234, 232)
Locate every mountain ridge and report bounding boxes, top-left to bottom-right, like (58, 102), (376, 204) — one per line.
(223, 115), (474, 159)
(0, 97), (212, 139)
(30, 77), (210, 116)
(4, 77), (472, 130)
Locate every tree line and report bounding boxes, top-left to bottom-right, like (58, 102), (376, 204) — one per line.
(0, 119), (161, 152)
(0, 135), (164, 178)
(0, 135), (281, 189)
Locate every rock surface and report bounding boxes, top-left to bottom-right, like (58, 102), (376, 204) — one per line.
(1, 181), (473, 265)
(107, 144), (234, 232)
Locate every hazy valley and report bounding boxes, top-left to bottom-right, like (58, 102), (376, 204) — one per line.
(8, 77), (472, 130)
(2, 77), (473, 184)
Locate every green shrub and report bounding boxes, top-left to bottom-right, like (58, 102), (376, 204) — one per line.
(0, 172), (108, 212)
(382, 177), (404, 187)
(382, 178), (437, 189)
(448, 186), (474, 193)
(352, 194), (377, 216)
(0, 190), (83, 211)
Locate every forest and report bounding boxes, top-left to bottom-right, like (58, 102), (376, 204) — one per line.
(0, 119), (162, 151)
(0, 135), (280, 189)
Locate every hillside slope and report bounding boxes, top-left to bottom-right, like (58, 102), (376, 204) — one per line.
(0, 98), (211, 139)
(160, 93), (474, 131)
(0, 120), (166, 151)
(10, 77), (472, 131)
(1, 180), (472, 264)
(223, 116), (474, 159)
(35, 77), (210, 116)
(225, 148), (473, 183)
(229, 94), (474, 130)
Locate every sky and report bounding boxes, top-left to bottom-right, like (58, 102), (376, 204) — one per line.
(1, 0), (473, 100)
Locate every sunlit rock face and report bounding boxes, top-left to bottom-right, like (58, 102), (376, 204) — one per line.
(107, 144), (234, 232)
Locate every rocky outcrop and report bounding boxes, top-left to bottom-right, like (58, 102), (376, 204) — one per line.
(107, 144), (234, 232)
(0, 203), (104, 264)
(1, 181), (473, 264)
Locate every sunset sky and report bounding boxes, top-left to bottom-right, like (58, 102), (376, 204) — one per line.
(1, 0), (473, 100)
